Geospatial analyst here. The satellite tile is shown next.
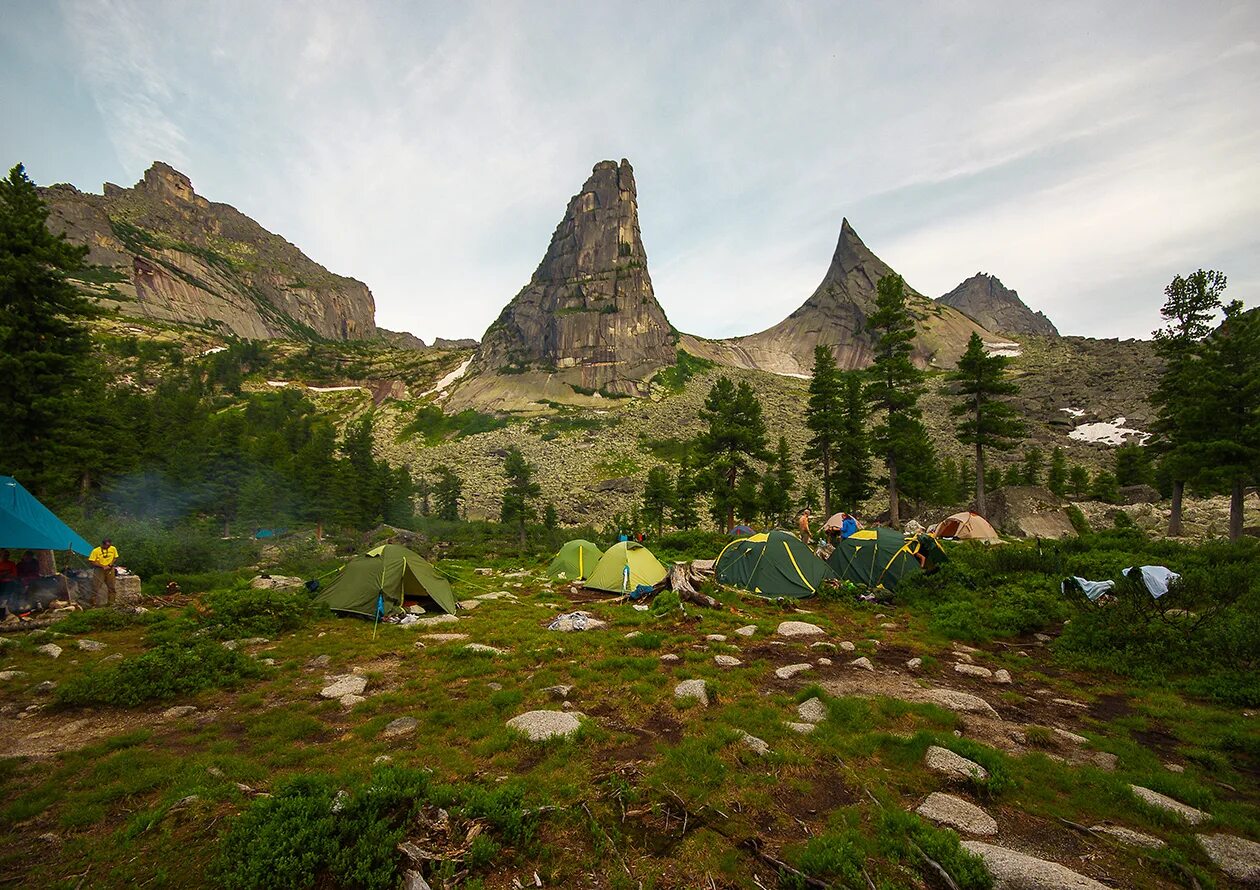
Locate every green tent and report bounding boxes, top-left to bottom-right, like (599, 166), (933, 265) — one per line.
(547, 539), (603, 581)
(584, 541), (668, 593)
(826, 528), (947, 592)
(315, 544), (457, 619)
(715, 529), (836, 599)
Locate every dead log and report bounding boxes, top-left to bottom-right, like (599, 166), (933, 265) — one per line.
(669, 563), (720, 609)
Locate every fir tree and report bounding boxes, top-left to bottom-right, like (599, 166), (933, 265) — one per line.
(800, 483), (821, 514)
(1002, 465), (1022, 487)
(895, 420), (941, 513)
(642, 465), (675, 536)
(543, 503), (558, 531)
(735, 470), (762, 526)
(759, 436), (796, 527)
(1069, 465), (1091, 500)
(696, 376), (770, 531)
(937, 457), (962, 505)
(947, 333), (1026, 515)
(670, 455), (701, 530)
(500, 447), (541, 547)
(865, 274), (925, 527)
(1090, 470), (1121, 504)
(832, 372), (873, 510)
(1047, 447), (1069, 498)
(1114, 444), (1154, 488)
(433, 465), (463, 521)
(804, 344), (843, 515)
(1021, 447), (1043, 487)
(985, 466), (1003, 495)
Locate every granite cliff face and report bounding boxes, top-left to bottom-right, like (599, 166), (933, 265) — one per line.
(42, 162), (377, 340)
(937, 272), (1059, 337)
(457, 159), (675, 406)
(681, 220), (997, 376)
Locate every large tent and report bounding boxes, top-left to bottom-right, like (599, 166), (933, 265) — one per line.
(0, 476), (91, 556)
(585, 541), (668, 593)
(827, 528), (948, 592)
(716, 529), (836, 599)
(932, 511), (1001, 543)
(315, 544), (457, 619)
(547, 539), (603, 581)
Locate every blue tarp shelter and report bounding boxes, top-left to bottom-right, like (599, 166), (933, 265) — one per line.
(0, 477), (92, 556)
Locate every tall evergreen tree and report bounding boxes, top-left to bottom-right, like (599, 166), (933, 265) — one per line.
(759, 436), (796, 527)
(864, 274), (925, 527)
(1047, 447), (1069, 498)
(1149, 269), (1225, 535)
(832, 372), (873, 510)
(696, 376), (770, 531)
(432, 465), (463, 521)
(1114, 444), (1155, 488)
(1021, 447), (1044, 487)
(1069, 465), (1090, 500)
(0, 163), (100, 497)
(642, 466), (675, 536)
(804, 345), (843, 516)
(500, 447), (541, 547)
(800, 483), (821, 514)
(948, 332), (1026, 516)
(670, 455), (701, 530)
(895, 421), (941, 512)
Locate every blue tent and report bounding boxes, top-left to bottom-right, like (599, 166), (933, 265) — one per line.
(0, 477), (91, 556)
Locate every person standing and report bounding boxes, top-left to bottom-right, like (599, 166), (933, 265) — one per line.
(88, 538), (119, 606)
(798, 509), (812, 544)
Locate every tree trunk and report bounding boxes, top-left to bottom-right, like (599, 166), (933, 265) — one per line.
(1168, 480), (1184, 537)
(1229, 478), (1244, 542)
(725, 466), (737, 532)
(822, 448), (832, 517)
(316, 520), (324, 542)
(974, 443), (986, 516)
(887, 452), (900, 529)
(79, 471), (92, 502)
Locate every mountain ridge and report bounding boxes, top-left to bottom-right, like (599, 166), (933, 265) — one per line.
(937, 272), (1059, 337)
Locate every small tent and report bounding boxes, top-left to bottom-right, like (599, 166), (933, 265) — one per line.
(716, 529), (836, 599)
(585, 541), (668, 593)
(548, 539), (603, 581)
(822, 512), (862, 539)
(727, 524), (755, 537)
(315, 544), (457, 619)
(0, 476), (91, 556)
(827, 528), (947, 592)
(932, 512), (1001, 543)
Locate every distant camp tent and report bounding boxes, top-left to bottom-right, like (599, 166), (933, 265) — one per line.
(315, 543), (457, 619)
(716, 529), (836, 599)
(548, 539), (603, 581)
(932, 512), (1001, 543)
(822, 512), (862, 539)
(727, 525), (755, 537)
(827, 528), (948, 592)
(585, 541), (668, 593)
(0, 476), (91, 556)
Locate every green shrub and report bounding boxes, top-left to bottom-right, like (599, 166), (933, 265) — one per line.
(876, 809), (993, 889)
(55, 640), (265, 708)
(653, 349), (715, 394)
(650, 590), (680, 617)
(204, 582), (320, 639)
(49, 608), (164, 635)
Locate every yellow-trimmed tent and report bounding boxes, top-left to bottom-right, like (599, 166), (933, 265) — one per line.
(584, 541), (668, 593)
(547, 539), (603, 581)
(715, 529), (836, 599)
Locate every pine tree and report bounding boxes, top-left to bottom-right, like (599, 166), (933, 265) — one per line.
(937, 457), (962, 505)
(0, 163), (99, 498)
(804, 344), (843, 515)
(433, 465), (463, 521)
(986, 466), (1003, 495)
(1090, 470), (1121, 504)
(642, 466), (675, 536)
(500, 447), (541, 547)
(760, 436), (796, 527)
(670, 456), (700, 530)
(1047, 447), (1069, 497)
(1002, 465), (1022, 488)
(896, 420), (941, 513)
(948, 333), (1027, 515)
(696, 376), (771, 530)
(1114, 444), (1154, 488)
(735, 470), (762, 526)
(800, 483), (821, 514)
(543, 503), (558, 531)
(832, 372), (873, 510)
(1069, 465), (1091, 500)
(959, 458), (975, 500)
(865, 274), (925, 527)
(1149, 269), (1225, 535)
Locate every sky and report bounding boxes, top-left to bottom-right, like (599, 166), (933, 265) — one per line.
(3, 1), (1258, 342)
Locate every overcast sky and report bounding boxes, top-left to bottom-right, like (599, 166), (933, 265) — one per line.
(4, 1), (1258, 341)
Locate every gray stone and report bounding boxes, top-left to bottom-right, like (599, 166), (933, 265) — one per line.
(1090, 824), (1165, 850)
(992, 669), (1013, 685)
(401, 869), (434, 890)
(735, 625), (757, 637)
(839, 641), (856, 652)
(916, 792), (998, 836)
(250, 574), (303, 590)
(1129, 785), (1209, 824)
(238, 637), (269, 647)
(955, 663), (993, 678)
(660, 653), (680, 663)
(464, 643), (507, 655)
(705, 633), (727, 642)
(880, 622), (897, 629)
(507, 710), (583, 741)
(548, 612), (607, 632)
(381, 717), (419, 738)
(34, 680), (57, 694)
(487, 682), (502, 691)
(419, 633), (469, 642)
(474, 591), (516, 600)
(776, 621), (824, 638)
(906, 657), (923, 670)
(162, 705), (197, 720)
(786, 721), (816, 734)
(810, 641), (837, 651)
(817, 657), (833, 666)
(340, 694), (366, 708)
(1034, 633), (1053, 642)
(321, 675), (368, 700)
(925, 745), (989, 782)
(674, 679), (709, 706)
(796, 697), (827, 724)
(1053, 698), (1088, 709)
(849, 656), (875, 672)
(1052, 727), (1089, 745)
(36, 643), (62, 659)
(939, 273), (1061, 338)
(456, 599), (481, 610)
(76, 639), (105, 652)
(1165, 762), (1185, 774)
(775, 663), (813, 680)
(961, 841), (1109, 889)
(308, 654), (331, 668)
(624, 631), (642, 639)
(415, 614), (460, 627)
(926, 689), (1000, 718)
(544, 684), (574, 700)
(736, 730), (770, 757)
(1196, 833), (1260, 884)
(713, 655), (742, 667)
(0, 670), (28, 681)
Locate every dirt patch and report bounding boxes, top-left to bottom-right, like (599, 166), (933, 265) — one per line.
(773, 764), (856, 825)
(0, 709), (164, 759)
(1132, 725), (1181, 759)
(1089, 692), (1134, 722)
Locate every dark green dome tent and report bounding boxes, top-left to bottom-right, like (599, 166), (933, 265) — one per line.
(315, 544), (457, 619)
(715, 529), (836, 599)
(826, 528), (947, 592)
(547, 539), (603, 582)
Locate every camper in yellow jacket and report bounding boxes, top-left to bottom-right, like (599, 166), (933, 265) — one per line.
(88, 539), (119, 605)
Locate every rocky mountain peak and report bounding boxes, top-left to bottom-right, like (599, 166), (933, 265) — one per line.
(937, 272), (1059, 337)
(460, 158), (675, 403)
(138, 162), (203, 205)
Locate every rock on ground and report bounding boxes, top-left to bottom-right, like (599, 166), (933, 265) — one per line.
(735, 625), (757, 636)
(786, 721), (816, 734)
(961, 841), (1109, 890)
(775, 663), (813, 680)
(713, 655), (742, 667)
(464, 643), (507, 655)
(414, 614), (460, 627)
(1089, 825), (1165, 850)
(544, 684), (574, 700)
(660, 653), (680, 663)
(916, 792), (998, 836)
(926, 688), (1000, 718)
(955, 663), (993, 678)
(925, 745), (989, 782)
(36, 644), (62, 659)
(776, 621), (824, 637)
(308, 654), (331, 667)
(705, 634), (727, 642)
(906, 657), (923, 670)
(850, 656), (875, 671)
(736, 730), (770, 757)
(674, 679), (709, 706)
(320, 675), (368, 700)
(162, 706), (197, 720)
(0, 671), (28, 681)
(797, 697), (827, 724)
(382, 717), (419, 738)
(419, 633), (469, 642)
(340, 694), (366, 708)
(1129, 785), (1209, 825)
(1196, 833), (1260, 883)
(76, 639), (105, 651)
(993, 669), (1013, 684)
(506, 710), (583, 742)
(456, 599), (481, 610)
(839, 641), (856, 652)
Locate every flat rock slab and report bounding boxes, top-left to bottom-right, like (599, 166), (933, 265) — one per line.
(797, 697), (828, 724)
(340, 694), (366, 708)
(36, 644), (62, 659)
(76, 639), (105, 651)
(414, 615), (460, 627)
(456, 599), (481, 610)
(548, 612), (608, 632)
(674, 679), (709, 706)
(382, 717), (418, 738)
(705, 634), (727, 642)
(925, 745), (989, 782)
(775, 663), (813, 680)
(1197, 833), (1260, 883)
(916, 792), (998, 836)
(713, 655), (742, 667)
(850, 657), (875, 672)
(464, 643), (507, 655)
(419, 633), (469, 642)
(1053, 727), (1088, 745)
(660, 654), (681, 663)
(926, 688), (1000, 719)
(507, 710), (583, 742)
(786, 722), (816, 734)
(961, 841), (1109, 890)
(1129, 785), (1209, 824)
(776, 621), (824, 637)
(735, 625), (757, 637)
(955, 663), (993, 678)
(1090, 825), (1165, 850)
(321, 675), (368, 699)
(0, 671), (28, 681)
(474, 591), (517, 600)
(736, 730), (770, 757)
(162, 706), (197, 720)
